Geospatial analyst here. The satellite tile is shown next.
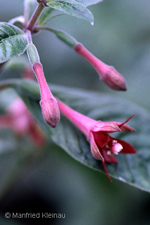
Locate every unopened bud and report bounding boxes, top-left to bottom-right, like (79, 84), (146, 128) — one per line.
(32, 63), (60, 128)
(101, 66), (127, 91)
(75, 43), (127, 91)
(40, 97), (60, 128)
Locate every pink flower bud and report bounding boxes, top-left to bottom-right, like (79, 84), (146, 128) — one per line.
(40, 97), (60, 128)
(75, 43), (127, 91)
(101, 66), (127, 91)
(33, 63), (60, 128)
(27, 43), (60, 128)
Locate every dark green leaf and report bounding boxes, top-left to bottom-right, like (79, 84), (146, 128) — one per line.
(0, 79), (150, 192)
(46, 0), (94, 24)
(0, 22), (28, 63)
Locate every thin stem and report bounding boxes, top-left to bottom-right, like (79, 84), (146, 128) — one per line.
(33, 26), (78, 47)
(26, 29), (32, 43)
(34, 25), (59, 34)
(25, 3), (44, 31)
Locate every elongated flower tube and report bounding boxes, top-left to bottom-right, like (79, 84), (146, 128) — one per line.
(57, 99), (136, 181)
(27, 43), (60, 127)
(0, 98), (45, 147)
(75, 43), (127, 90)
(32, 28), (126, 90)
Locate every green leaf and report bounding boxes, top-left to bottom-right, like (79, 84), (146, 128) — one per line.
(0, 79), (150, 192)
(0, 22), (28, 63)
(76, 0), (103, 7)
(38, 8), (54, 26)
(46, 0), (94, 24)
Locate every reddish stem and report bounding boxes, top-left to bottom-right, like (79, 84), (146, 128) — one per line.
(25, 3), (44, 31)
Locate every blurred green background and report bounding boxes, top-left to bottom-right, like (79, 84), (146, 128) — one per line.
(0, 0), (150, 224)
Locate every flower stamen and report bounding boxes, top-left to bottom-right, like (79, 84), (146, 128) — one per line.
(112, 142), (123, 155)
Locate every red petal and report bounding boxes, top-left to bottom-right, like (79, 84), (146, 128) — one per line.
(115, 138), (136, 154)
(118, 115), (135, 131)
(120, 115), (134, 126)
(94, 131), (110, 148)
(90, 133), (104, 161)
(102, 149), (118, 164)
(102, 161), (112, 182)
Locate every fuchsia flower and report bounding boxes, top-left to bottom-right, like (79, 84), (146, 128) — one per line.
(57, 99), (136, 181)
(0, 98), (45, 147)
(75, 43), (127, 91)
